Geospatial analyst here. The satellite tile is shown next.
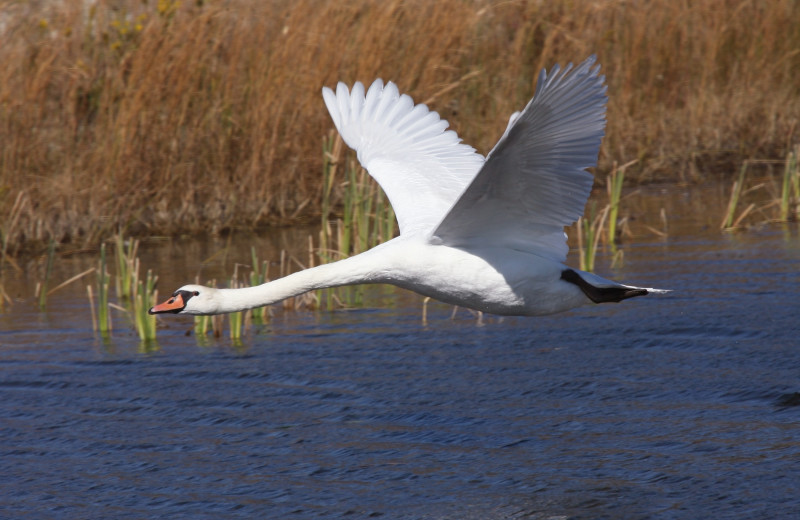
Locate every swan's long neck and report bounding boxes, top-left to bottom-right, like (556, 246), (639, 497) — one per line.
(213, 248), (389, 313)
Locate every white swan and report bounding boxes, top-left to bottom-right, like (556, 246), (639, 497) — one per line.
(150, 56), (666, 317)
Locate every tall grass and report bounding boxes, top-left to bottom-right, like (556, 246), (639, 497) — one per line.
(721, 163), (750, 229)
(719, 150), (800, 229)
(115, 235), (139, 300)
(85, 236), (159, 340)
(131, 267), (158, 342)
(89, 243), (112, 333)
(1, 0), (798, 254)
(577, 203), (609, 273)
(605, 164), (629, 248)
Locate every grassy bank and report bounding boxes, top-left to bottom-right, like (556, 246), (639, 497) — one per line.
(1, 0), (799, 255)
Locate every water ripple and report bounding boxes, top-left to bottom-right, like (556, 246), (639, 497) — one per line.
(1, 231), (799, 518)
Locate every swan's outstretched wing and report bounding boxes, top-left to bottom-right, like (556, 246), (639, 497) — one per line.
(322, 80), (485, 236)
(433, 56), (607, 262)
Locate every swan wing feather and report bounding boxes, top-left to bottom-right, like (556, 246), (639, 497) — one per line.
(322, 79), (485, 236)
(432, 56), (607, 261)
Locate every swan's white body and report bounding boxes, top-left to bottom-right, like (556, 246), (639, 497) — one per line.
(151, 56), (666, 318)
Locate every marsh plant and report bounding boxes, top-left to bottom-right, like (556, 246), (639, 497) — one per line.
(576, 202), (609, 273)
(721, 151), (800, 230)
(574, 164), (633, 273)
(3, 0), (798, 255)
(86, 236), (159, 341)
(605, 164), (629, 248)
(131, 267), (158, 342)
(88, 243), (112, 333)
(115, 235), (140, 300)
(721, 163), (751, 230)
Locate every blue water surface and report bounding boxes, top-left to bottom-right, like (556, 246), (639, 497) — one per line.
(1, 226), (799, 519)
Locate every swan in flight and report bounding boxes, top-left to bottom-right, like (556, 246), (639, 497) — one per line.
(150, 56), (666, 318)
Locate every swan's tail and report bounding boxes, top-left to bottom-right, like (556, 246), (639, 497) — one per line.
(561, 269), (669, 304)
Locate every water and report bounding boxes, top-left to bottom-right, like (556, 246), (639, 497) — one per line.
(1, 185), (800, 519)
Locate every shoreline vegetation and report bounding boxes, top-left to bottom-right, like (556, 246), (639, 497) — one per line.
(1, 0), (799, 257)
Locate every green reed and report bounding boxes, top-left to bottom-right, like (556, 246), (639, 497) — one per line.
(717, 151), (800, 228)
(91, 243), (112, 332)
(578, 215), (594, 272)
(131, 266), (157, 342)
(229, 309), (243, 340)
(605, 166), (626, 247)
(194, 313), (211, 338)
(115, 234), (139, 300)
(577, 202), (609, 273)
(341, 158), (356, 257)
(321, 132), (339, 249)
(721, 162), (749, 229)
(84, 234), (159, 339)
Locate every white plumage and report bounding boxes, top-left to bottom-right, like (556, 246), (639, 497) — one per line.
(322, 78), (484, 237)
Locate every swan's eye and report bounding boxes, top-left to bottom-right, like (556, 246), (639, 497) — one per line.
(193, 291), (200, 296)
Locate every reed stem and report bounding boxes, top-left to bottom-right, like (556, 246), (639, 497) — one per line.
(578, 203), (609, 273)
(115, 234), (139, 300)
(722, 163), (748, 229)
(131, 266), (157, 341)
(606, 167), (625, 247)
(96, 243), (112, 332)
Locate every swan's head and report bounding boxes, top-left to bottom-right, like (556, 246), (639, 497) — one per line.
(149, 284), (222, 316)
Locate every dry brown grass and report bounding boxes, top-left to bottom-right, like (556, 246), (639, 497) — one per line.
(1, 0), (798, 255)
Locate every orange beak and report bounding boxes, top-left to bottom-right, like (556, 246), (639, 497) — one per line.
(149, 292), (187, 315)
